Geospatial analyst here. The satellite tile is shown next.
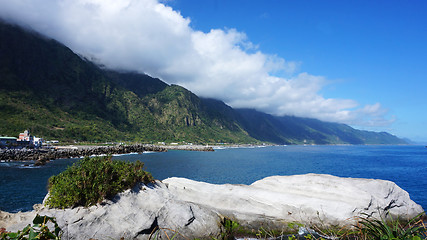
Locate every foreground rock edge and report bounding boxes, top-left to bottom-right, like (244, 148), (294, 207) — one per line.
(0, 174), (424, 240)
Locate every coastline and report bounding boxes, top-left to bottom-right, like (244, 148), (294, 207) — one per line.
(0, 144), (214, 165)
(0, 143), (420, 166)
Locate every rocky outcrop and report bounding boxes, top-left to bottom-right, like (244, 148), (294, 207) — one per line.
(164, 174), (424, 229)
(1, 181), (221, 240)
(0, 174), (424, 239)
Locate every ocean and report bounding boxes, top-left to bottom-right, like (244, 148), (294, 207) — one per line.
(0, 145), (426, 213)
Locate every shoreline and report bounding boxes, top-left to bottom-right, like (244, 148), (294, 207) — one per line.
(1, 143), (419, 165)
(0, 144), (213, 165)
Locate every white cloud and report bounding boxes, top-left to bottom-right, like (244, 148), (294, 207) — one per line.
(0, 0), (393, 127)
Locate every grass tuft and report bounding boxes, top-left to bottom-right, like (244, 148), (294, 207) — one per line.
(354, 212), (427, 240)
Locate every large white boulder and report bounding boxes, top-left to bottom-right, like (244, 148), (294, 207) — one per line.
(1, 181), (222, 240)
(163, 174), (424, 228)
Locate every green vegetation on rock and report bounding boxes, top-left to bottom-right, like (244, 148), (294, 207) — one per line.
(45, 156), (153, 208)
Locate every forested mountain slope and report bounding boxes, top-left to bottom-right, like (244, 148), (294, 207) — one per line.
(0, 21), (406, 145)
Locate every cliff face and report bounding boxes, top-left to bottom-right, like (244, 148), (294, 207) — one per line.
(0, 20), (407, 145)
(1, 174), (423, 239)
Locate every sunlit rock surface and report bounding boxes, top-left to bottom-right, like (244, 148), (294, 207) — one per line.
(164, 174), (424, 228)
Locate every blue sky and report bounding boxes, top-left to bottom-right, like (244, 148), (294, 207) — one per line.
(168, 0), (427, 142)
(0, 0), (426, 142)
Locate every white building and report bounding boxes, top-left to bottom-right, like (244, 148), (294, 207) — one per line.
(17, 130), (43, 148)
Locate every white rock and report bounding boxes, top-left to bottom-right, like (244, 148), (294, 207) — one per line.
(163, 174), (424, 228)
(0, 210), (37, 231)
(2, 181), (221, 240)
(1, 174), (423, 239)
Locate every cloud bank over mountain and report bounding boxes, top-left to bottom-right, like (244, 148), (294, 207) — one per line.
(0, 0), (393, 127)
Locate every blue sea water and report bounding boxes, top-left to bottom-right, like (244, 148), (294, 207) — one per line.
(1, 145), (426, 213)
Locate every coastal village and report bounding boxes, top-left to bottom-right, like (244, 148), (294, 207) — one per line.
(0, 130), (43, 149)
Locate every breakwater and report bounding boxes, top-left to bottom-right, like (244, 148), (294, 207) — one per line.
(0, 144), (214, 165)
(163, 144), (215, 151)
(0, 144), (167, 165)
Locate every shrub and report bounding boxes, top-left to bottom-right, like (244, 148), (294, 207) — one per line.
(45, 155), (153, 208)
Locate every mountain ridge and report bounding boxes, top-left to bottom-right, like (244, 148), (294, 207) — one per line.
(0, 20), (407, 145)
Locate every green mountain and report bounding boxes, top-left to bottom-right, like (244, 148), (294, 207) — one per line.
(0, 21), (407, 145)
(234, 109), (406, 144)
(0, 21), (253, 143)
(199, 98), (406, 145)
